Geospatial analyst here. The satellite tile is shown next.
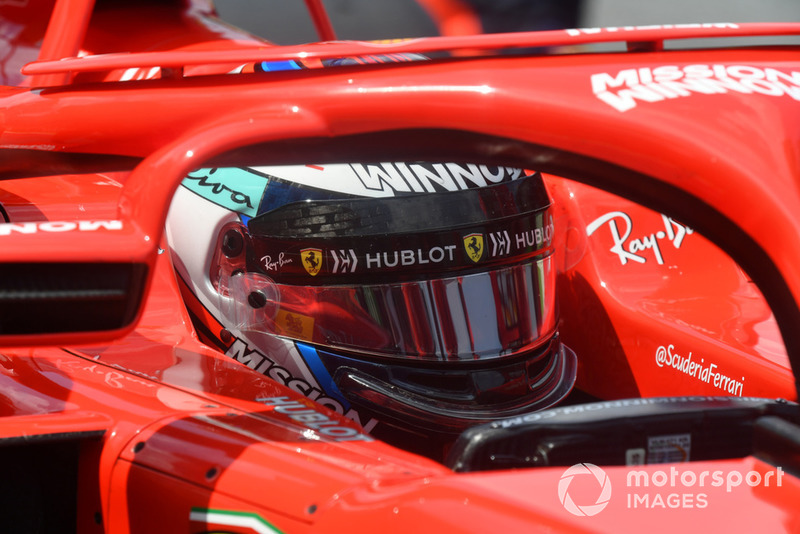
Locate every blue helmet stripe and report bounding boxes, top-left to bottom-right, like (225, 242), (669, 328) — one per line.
(295, 342), (351, 409)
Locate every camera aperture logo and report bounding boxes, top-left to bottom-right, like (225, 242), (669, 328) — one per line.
(558, 463), (612, 516)
(558, 462), (785, 515)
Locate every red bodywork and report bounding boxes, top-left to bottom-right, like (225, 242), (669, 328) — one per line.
(1, 1), (800, 532)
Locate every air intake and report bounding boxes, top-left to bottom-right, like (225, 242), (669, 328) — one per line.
(0, 263), (147, 335)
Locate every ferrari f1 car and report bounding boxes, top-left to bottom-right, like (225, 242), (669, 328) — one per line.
(1, 0), (800, 532)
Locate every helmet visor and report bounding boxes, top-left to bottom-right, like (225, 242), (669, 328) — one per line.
(215, 171), (557, 361)
(223, 255), (555, 362)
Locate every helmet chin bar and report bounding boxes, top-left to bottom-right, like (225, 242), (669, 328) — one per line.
(329, 336), (577, 434)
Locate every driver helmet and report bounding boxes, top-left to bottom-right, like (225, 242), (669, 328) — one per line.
(167, 162), (576, 459)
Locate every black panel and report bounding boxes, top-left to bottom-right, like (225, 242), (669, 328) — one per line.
(446, 397), (800, 472)
(0, 262), (148, 335)
(0, 431), (104, 533)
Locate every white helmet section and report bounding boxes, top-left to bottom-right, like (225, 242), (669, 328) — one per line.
(165, 185), (328, 394)
(250, 163), (526, 197)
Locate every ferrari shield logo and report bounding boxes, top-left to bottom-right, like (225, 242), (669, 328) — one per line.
(463, 233), (484, 263)
(301, 248), (322, 276)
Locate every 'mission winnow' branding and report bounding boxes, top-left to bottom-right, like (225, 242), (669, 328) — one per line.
(592, 64), (800, 112)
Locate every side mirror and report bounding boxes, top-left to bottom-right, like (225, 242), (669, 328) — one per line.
(0, 260), (147, 337)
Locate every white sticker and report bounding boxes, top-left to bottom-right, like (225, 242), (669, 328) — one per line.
(648, 433), (691, 463)
(626, 448), (647, 465)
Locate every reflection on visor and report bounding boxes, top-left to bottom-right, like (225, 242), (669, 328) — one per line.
(224, 258), (555, 362)
(248, 170), (549, 239)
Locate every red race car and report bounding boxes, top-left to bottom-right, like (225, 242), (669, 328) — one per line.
(1, 0), (799, 532)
